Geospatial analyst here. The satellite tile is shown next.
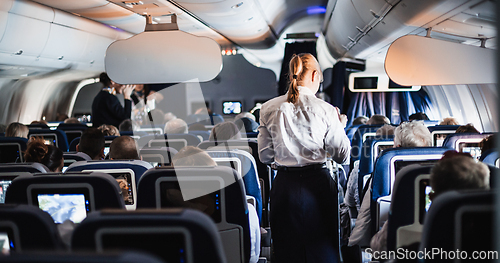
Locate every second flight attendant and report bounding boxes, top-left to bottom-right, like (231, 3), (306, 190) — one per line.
(258, 53), (350, 263)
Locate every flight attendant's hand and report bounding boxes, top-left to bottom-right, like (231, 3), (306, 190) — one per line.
(122, 84), (134, 100)
(340, 114), (348, 128)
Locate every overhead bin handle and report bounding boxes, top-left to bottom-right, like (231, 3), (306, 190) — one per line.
(144, 14), (179, 32)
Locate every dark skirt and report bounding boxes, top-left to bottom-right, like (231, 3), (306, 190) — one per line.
(270, 167), (340, 263)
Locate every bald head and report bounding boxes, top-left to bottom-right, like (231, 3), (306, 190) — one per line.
(109, 136), (140, 160)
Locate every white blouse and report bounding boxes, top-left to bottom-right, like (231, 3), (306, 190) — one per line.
(258, 86), (351, 167)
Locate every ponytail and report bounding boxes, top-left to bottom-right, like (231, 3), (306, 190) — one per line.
(287, 54), (303, 104)
(24, 138), (48, 163)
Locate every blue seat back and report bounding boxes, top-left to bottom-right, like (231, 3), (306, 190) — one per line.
(0, 137), (28, 163)
(0, 251), (166, 263)
(442, 132), (493, 158)
(137, 166), (250, 263)
(358, 136), (394, 182)
(28, 129), (69, 152)
(427, 125), (460, 146)
(420, 190), (494, 261)
(139, 147), (178, 166)
(185, 114), (224, 126)
(57, 123), (89, 145)
(350, 125), (384, 166)
(386, 164), (433, 251)
(480, 150), (499, 167)
(207, 149), (263, 222)
(138, 134), (201, 152)
(0, 204), (65, 250)
(189, 131), (210, 141)
(345, 124), (362, 141)
(72, 209), (227, 263)
(0, 163), (49, 173)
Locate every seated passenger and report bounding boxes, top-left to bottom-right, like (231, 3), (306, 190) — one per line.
(480, 134), (496, 153)
(409, 112), (430, 121)
(348, 121), (431, 247)
(352, 116), (369, 125)
(164, 112), (177, 123)
(370, 150), (490, 253)
(164, 118), (188, 134)
(375, 124), (395, 137)
(209, 122), (241, 141)
(63, 118), (80, 124)
(366, 114), (390, 125)
(76, 128), (105, 160)
(439, 117), (459, 125)
(455, 123), (480, 133)
(143, 109), (166, 127)
(25, 138), (64, 172)
(172, 146), (261, 263)
(109, 136), (140, 160)
(5, 122), (29, 138)
(118, 119), (134, 132)
(97, 124), (120, 136)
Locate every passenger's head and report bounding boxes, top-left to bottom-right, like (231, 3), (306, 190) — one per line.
(430, 151), (489, 199)
(24, 138), (64, 172)
(77, 128), (105, 160)
(5, 122), (29, 138)
(172, 146), (216, 166)
(367, 115), (390, 125)
(56, 113), (69, 122)
(64, 118), (80, 124)
(375, 124), (395, 137)
(480, 134), (496, 153)
(352, 116), (369, 126)
(409, 112), (430, 121)
(439, 117), (459, 126)
(109, 136), (139, 160)
(455, 123), (480, 134)
(188, 123), (207, 132)
(235, 112), (256, 122)
(119, 119), (133, 132)
(164, 112), (177, 123)
(287, 53), (322, 103)
(164, 119), (188, 134)
(394, 120), (432, 147)
(98, 124), (120, 136)
(209, 122), (241, 141)
(143, 109), (166, 126)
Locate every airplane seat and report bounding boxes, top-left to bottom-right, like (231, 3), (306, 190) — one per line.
(206, 149), (263, 222)
(0, 137), (28, 163)
(419, 190), (494, 262)
(426, 125), (460, 146)
(69, 135), (126, 152)
(57, 123), (89, 145)
(138, 134), (201, 152)
(62, 152), (92, 171)
(139, 146), (178, 167)
(345, 124), (363, 141)
(386, 164), (433, 252)
(5, 172), (125, 210)
(442, 133), (494, 159)
(0, 251), (166, 263)
(136, 166), (250, 263)
(0, 204), (65, 250)
(186, 114), (224, 126)
(480, 150), (499, 167)
(28, 129), (69, 152)
(27, 124), (50, 130)
(0, 163), (50, 173)
(71, 209), (227, 263)
(188, 130), (210, 141)
(119, 130), (148, 137)
(0, 133), (5, 137)
(244, 132), (259, 138)
(66, 160), (153, 210)
(136, 124), (164, 135)
(357, 136), (394, 189)
(369, 147), (448, 236)
(350, 125), (384, 171)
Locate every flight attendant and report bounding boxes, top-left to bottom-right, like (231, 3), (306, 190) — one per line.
(258, 53), (350, 263)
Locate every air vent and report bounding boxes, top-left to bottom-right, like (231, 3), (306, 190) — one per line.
(123, 1), (144, 8)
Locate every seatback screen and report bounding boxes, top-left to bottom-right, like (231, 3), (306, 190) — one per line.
(0, 175), (17, 204)
(0, 144), (22, 163)
(419, 179), (432, 224)
(108, 172), (134, 205)
(394, 160), (438, 176)
(223, 101), (242, 115)
(459, 142), (481, 160)
(32, 188), (91, 224)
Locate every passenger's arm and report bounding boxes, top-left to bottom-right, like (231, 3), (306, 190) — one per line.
(257, 119), (275, 164)
(324, 107), (351, 164)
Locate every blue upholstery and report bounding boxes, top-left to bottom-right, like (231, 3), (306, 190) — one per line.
(185, 114), (224, 126)
(427, 125), (460, 146)
(0, 137), (28, 163)
(207, 149), (263, 222)
(386, 164), (433, 251)
(27, 124), (49, 130)
(5, 172), (125, 210)
(28, 129), (69, 152)
(420, 190), (494, 262)
(0, 204), (65, 250)
(120, 130), (148, 137)
(345, 124), (362, 142)
(139, 147), (178, 166)
(442, 132), (493, 151)
(189, 131), (210, 141)
(350, 125), (384, 168)
(138, 134), (201, 151)
(0, 251), (166, 263)
(370, 147), (448, 234)
(57, 123), (88, 146)
(480, 150), (499, 167)
(72, 209), (227, 263)
(244, 132), (259, 138)
(0, 163), (49, 173)
(137, 166), (250, 263)
(63, 152), (91, 162)
(358, 136), (394, 182)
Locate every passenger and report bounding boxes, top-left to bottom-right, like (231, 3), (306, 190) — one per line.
(370, 150), (490, 253)
(164, 118), (188, 134)
(258, 53), (350, 263)
(235, 117), (259, 133)
(5, 122), (29, 138)
(348, 121), (431, 247)
(408, 112), (430, 121)
(352, 116), (369, 125)
(439, 117), (459, 125)
(25, 138), (64, 172)
(143, 109), (166, 126)
(56, 113), (69, 122)
(77, 128), (105, 160)
(164, 112), (177, 123)
(235, 112), (257, 122)
(172, 146), (261, 263)
(97, 124), (120, 136)
(31, 120), (48, 125)
(91, 72), (133, 128)
(188, 123), (207, 132)
(375, 124), (395, 137)
(366, 114), (390, 125)
(109, 136), (140, 160)
(455, 123), (480, 133)
(480, 134), (495, 153)
(118, 119), (134, 132)
(209, 122), (241, 141)
(63, 118), (80, 124)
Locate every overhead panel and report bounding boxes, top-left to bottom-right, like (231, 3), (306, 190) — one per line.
(385, 35), (495, 86)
